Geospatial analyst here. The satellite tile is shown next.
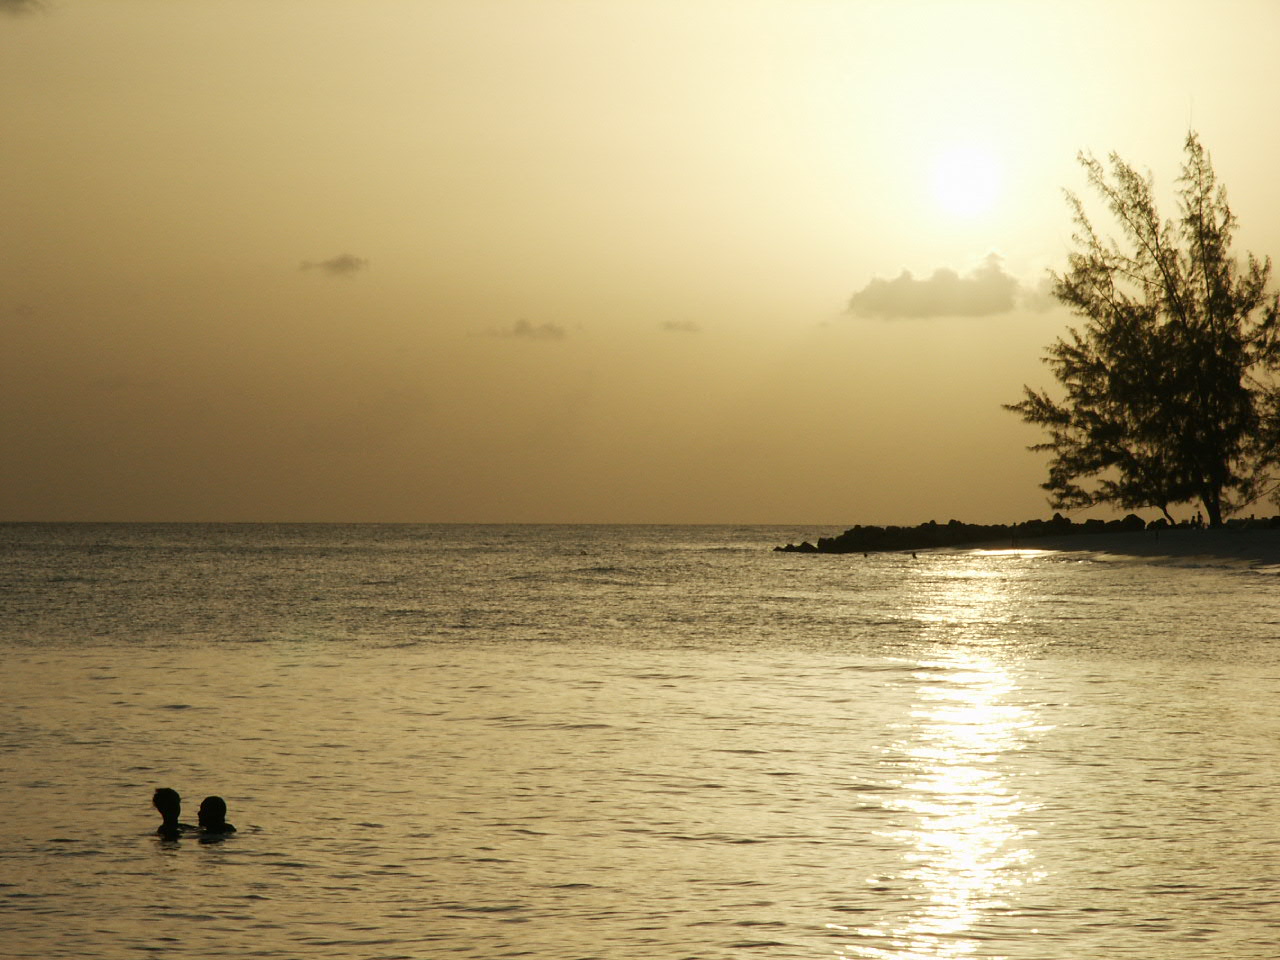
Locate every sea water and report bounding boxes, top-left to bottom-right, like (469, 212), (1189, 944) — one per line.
(1, 522), (1278, 959)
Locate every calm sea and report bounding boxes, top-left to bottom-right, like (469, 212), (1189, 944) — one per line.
(2, 522), (1279, 959)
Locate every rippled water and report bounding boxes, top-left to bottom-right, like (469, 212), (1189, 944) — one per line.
(2, 523), (1279, 958)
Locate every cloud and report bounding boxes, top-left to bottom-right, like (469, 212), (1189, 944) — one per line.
(660, 320), (701, 333)
(300, 253), (369, 277)
(490, 319), (568, 341)
(847, 253), (1023, 319)
(8, 302), (40, 321)
(1019, 274), (1058, 313)
(0, 0), (43, 15)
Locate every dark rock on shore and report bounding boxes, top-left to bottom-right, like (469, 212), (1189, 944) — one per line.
(774, 513), (1280, 554)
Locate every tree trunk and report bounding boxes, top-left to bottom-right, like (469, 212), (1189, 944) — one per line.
(1202, 490), (1224, 527)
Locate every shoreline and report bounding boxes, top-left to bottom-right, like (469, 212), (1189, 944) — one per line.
(961, 526), (1280, 566)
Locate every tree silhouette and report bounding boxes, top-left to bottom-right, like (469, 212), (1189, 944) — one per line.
(1008, 133), (1280, 526)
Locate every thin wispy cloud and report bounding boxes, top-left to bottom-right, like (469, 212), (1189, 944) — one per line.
(490, 319), (568, 341)
(300, 253), (370, 277)
(0, 0), (44, 16)
(660, 320), (701, 334)
(848, 253), (1023, 319)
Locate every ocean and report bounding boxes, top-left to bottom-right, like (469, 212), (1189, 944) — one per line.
(1, 522), (1278, 959)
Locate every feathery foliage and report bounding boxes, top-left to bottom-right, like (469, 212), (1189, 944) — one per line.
(1008, 133), (1280, 526)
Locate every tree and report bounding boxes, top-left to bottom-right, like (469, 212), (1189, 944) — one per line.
(1007, 132), (1280, 527)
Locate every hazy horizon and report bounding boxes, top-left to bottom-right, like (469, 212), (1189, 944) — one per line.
(5, 0), (1279, 524)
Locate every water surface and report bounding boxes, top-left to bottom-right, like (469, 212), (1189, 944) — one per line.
(2, 523), (1278, 958)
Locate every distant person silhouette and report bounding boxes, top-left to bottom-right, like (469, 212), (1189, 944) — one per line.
(152, 787), (194, 840)
(197, 795), (237, 836)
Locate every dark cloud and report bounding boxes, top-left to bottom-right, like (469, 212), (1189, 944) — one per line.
(491, 319), (568, 341)
(660, 320), (701, 333)
(847, 253), (1022, 319)
(0, 0), (44, 15)
(300, 253), (370, 277)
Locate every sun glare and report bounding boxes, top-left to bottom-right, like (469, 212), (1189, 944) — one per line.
(930, 144), (1003, 217)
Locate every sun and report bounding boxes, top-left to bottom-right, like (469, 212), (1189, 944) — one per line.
(930, 143), (1003, 217)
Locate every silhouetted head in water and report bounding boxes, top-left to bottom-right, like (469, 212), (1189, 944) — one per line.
(198, 795), (236, 834)
(153, 787), (183, 839)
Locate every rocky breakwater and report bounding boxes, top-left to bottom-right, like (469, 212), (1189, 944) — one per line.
(775, 513), (1149, 553)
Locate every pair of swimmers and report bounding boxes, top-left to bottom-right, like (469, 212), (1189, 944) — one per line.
(153, 787), (236, 841)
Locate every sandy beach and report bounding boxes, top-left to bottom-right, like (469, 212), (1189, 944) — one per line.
(970, 525), (1280, 567)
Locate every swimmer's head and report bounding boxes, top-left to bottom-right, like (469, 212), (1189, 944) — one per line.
(153, 787), (181, 823)
(198, 795), (228, 828)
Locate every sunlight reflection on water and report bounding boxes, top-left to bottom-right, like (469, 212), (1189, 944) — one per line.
(838, 558), (1048, 959)
(838, 650), (1044, 959)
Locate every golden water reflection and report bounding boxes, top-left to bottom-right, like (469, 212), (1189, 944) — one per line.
(839, 562), (1047, 958)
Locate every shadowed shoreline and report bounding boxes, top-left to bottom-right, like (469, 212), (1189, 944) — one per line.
(777, 514), (1280, 565)
(974, 525), (1280, 565)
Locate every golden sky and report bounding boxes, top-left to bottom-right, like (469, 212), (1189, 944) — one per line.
(4, 0), (1279, 523)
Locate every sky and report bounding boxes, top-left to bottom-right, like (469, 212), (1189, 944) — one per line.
(4, 0), (1280, 524)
